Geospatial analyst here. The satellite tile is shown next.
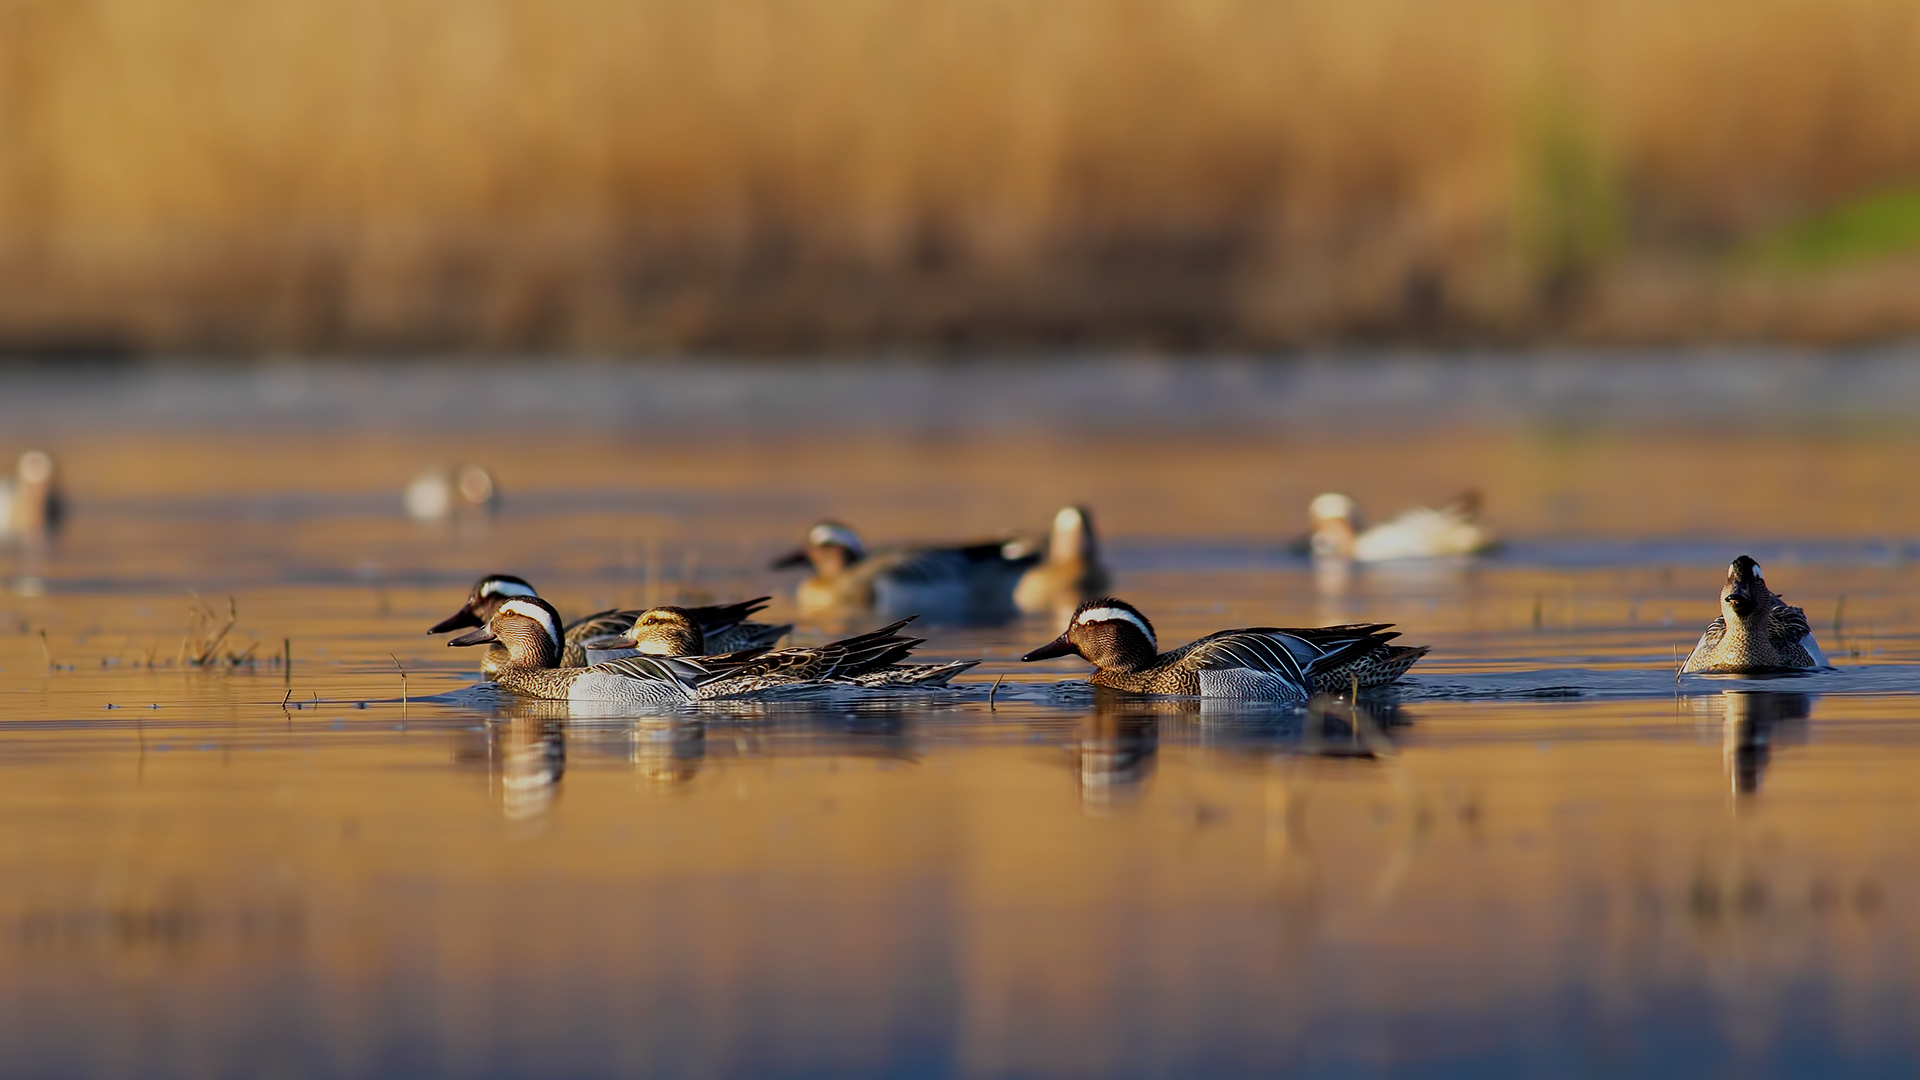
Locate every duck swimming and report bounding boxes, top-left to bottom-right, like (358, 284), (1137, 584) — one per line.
(771, 520), (1038, 622)
(428, 573), (791, 676)
(451, 598), (975, 703)
(1021, 597), (1426, 700)
(600, 606), (979, 690)
(1013, 505), (1113, 616)
(448, 597), (718, 708)
(1308, 491), (1495, 562)
(1682, 556), (1829, 674)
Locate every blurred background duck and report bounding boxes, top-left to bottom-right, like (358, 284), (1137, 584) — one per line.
(771, 520), (1039, 623)
(1682, 556), (1829, 674)
(1012, 505), (1112, 617)
(0, 450), (64, 539)
(1307, 491), (1496, 562)
(1021, 596), (1426, 699)
(428, 572), (789, 676)
(594, 607), (979, 690)
(404, 463), (500, 521)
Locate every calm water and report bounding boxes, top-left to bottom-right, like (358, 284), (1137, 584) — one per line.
(6, 358), (1920, 1078)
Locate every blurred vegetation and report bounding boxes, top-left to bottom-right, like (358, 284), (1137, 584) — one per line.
(1742, 188), (1920, 270)
(1, 0), (1919, 354)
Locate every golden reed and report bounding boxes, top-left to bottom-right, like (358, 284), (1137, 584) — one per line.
(1, 0), (1918, 352)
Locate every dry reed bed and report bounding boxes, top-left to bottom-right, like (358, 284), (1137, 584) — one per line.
(1, 0), (1919, 350)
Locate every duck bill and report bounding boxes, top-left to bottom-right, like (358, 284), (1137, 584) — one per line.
(1725, 588), (1755, 618)
(769, 549), (811, 570)
(428, 606), (484, 635)
(447, 626), (498, 647)
(1021, 634), (1079, 662)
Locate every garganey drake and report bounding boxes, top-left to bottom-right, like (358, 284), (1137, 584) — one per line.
(0, 450), (63, 538)
(451, 598), (976, 703)
(586, 606), (978, 688)
(1021, 597), (1427, 700)
(448, 597), (718, 707)
(772, 520), (1040, 622)
(428, 573), (791, 676)
(1682, 556), (1829, 674)
(1309, 491), (1495, 562)
(1013, 505), (1113, 617)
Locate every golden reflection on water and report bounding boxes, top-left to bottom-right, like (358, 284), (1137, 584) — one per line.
(1, 429), (1919, 1074)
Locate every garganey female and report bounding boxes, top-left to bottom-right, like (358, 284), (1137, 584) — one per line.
(772, 520), (1039, 622)
(1022, 597), (1426, 700)
(586, 606), (980, 688)
(1308, 491), (1496, 562)
(428, 573), (791, 676)
(1013, 505), (1113, 617)
(1682, 556), (1829, 674)
(450, 598), (977, 703)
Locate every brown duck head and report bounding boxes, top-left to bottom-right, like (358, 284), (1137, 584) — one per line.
(622, 607), (708, 657)
(771, 521), (867, 574)
(428, 573), (540, 635)
(446, 596), (565, 669)
(1022, 596), (1160, 673)
(1721, 555), (1773, 622)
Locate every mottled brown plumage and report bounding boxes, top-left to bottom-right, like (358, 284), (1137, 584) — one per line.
(1022, 597), (1424, 700)
(1683, 556), (1827, 674)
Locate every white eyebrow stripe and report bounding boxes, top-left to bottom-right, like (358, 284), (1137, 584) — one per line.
(498, 599), (561, 646)
(1750, 562), (1763, 579)
(481, 579), (537, 599)
(808, 523), (865, 551)
(1075, 606), (1155, 644)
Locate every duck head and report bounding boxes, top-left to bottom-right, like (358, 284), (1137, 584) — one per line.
(771, 521), (867, 574)
(1308, 493), (1361, 559)
(7, 450), (61, 533)
(622, 607), (707, 657)
(1048, 505), (1099, 564)
(428, 573), (539, 635)
(1022, 596), (1159, 673)
(1721, 555), (1773, 621)
(446, 596), (564, 668)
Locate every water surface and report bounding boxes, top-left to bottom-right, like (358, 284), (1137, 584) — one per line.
(4, 360), (1920, 1077)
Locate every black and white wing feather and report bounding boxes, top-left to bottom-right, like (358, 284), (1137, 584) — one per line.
(592, 654), (719, 697)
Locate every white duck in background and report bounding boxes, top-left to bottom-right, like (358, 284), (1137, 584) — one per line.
(0, 450), (63, 539)
(1308, 491), (1496, 563)
(405, 464), (500, 521)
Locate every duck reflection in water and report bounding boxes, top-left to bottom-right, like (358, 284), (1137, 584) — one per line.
(1692, 690), (1812, 795)
(1072, 693), (1163, 812)
(1191, 693), (1410, 760)
(494, 717), (566, 820)
(634, 718), (706, 786)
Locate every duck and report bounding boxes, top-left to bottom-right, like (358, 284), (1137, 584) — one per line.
(1013, 505), (1113, 616)
(771, 520), (1039, 622)
(428, 573), (790, 676)
(0, 450), (63, 538)
(404, 464), (500, 521)
(1682, 556), (1829, 674)
(1308, 491), (1495, 562)
(451, 598), (975, 703)
(1021, 596), (1426, 700)
(586, 606), (980, 688)
(447, 597), (720, 707)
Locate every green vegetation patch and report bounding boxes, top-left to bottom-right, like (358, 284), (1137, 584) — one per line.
(1744, 185), (1920, 270)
